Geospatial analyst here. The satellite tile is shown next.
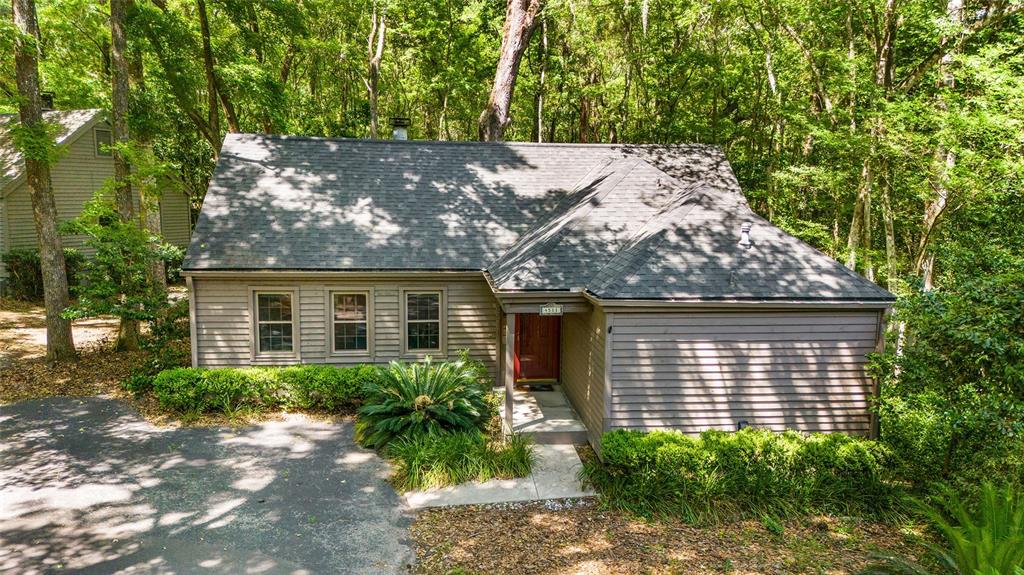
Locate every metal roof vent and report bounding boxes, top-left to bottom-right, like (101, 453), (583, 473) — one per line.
(390, 117), (410, 140)
(739, 222), (752, 248)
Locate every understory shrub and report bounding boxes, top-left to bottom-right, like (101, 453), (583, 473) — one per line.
(386, 431), (535, 491)
(864, 483), (1024, 575)
(355, 357), (492, 448)
(150, 364), (383, 415)
(872, 265), (1024, 497)
(584, 428), (897, 523)
(1, 247), (84, 300)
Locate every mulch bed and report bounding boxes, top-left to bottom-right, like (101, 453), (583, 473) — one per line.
(0, 338), (146, 404)
(411, 499), (928, 575)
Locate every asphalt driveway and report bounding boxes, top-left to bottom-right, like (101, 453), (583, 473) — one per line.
(0, 397), (413, 574)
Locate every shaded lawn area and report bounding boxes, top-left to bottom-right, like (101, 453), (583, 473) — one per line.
(412, 500), (928, 575)
(0, 299), (145, 405)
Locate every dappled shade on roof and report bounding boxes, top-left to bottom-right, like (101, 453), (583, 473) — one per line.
(185, 134), (893, 302)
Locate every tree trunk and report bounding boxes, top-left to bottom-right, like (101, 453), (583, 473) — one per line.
(12, 0), (76, 363)
(846, 157), (871, 271)
(531, 18), (547, 143)
(110, 0), (140, 351)
(366, 5), (386, 139)
(478, 0), (542, 141)
(129, 47), (167, 291)
(197, 0), (220, 145)
(916, 0), (962, 287)
(880, 158), (897, 284)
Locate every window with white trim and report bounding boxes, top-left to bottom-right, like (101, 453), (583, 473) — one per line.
(405, 291), (441, 351)
(332, 292), (369, 352)
(255, 292), (294, 353)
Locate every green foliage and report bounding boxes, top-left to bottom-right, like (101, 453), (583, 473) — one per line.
(281, 364), (380, 411)
(355, 358), (493, 449)
(149, 365), (380, 416)
(9, 121), (65, 164)
(123, 298), (192, 396)
(863, 483), (1024, 575)
(61, 196), (176, 323)
(584, 428), (897, 523)
(153, 367), (282, 417)
(386, 431), (535, 491)
(0, 247), (83, 301)
(872, 263), (1024, 494)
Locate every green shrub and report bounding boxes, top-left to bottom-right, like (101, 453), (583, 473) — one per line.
(872, 265), (1024, 496)
(864, 483), (1024, 575)
(282, 364), (381, 411)
(149, 365), (375, 415)
(163, 245), (185, 284)
(356, 358), (492, 448)
(386, 431), (535, 491)
(152, 367), (283, 415)
(1, 247), (83, 301)
(586, 428), (897, 522)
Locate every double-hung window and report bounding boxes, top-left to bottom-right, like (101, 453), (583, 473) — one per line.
(405, 291), (442, 352)
(332, 292), (369, 353)
(255, 292), (294, 354)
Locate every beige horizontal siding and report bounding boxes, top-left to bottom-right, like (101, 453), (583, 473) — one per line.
(5, 125), (187, 255)
(608, 310), (882, 436)
(159, 190), (192, 247)
(6, 127), (119, 252)
(560, 306), (606, 447)
(191, 275), (500, 377)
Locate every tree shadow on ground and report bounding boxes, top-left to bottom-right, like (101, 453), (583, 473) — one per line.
(0, 397), (413, 575)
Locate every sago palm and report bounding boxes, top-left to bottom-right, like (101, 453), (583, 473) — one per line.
(356, 358), (492, 449)
(862, 483), (1024, 575)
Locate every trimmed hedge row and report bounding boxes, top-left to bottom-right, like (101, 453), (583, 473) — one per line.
(584, 428), (897, 522)
(152, 365), (382, 415)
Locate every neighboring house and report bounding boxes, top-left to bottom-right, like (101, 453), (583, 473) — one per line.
(0, 109), (192, 288)
(183, 134), (894, 448)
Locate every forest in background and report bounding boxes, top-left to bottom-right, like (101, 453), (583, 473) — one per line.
(2, 0), (1021, 294)
(2, 0), (1022, 493)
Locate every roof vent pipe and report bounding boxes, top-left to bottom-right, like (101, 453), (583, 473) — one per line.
(739, 222), (752, 248)
(390, 117), (410, 140)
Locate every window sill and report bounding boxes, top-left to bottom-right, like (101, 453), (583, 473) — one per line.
(401, 351), (447, 360)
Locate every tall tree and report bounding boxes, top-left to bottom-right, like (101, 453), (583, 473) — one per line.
(110, 0), (141, 351)
(478, 0), (541, 141)
(365, 2), (386, 139)
(11, 0), (76, 362)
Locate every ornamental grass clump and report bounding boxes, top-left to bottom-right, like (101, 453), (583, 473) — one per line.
(355, 357), (491, 448)
(386, 431), (535, 491)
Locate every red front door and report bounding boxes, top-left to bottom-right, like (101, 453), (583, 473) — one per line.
(514, 314), (561, 382)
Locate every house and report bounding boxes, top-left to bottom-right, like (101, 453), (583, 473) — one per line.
(0, 109), (192, 288)
(183, 133), (894, 448)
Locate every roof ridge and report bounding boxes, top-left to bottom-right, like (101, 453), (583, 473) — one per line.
(488, 158), (641, 284)
(585, 181), (705, 295)
(224, 132), (722, 150)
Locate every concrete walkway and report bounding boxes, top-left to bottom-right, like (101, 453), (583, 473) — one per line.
(403, 444), (595, 509)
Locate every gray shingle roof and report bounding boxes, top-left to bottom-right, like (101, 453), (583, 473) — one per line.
(185, 134), (893, 302)
(1, 109), (104, 191)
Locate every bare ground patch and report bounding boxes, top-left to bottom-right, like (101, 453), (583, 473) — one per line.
(412, 500), (928, 575)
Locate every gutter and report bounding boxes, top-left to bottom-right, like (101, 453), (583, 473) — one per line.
(582, 289), (894, 310)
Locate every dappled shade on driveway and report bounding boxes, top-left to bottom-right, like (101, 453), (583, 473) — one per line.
(0, 397), (413, 574)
